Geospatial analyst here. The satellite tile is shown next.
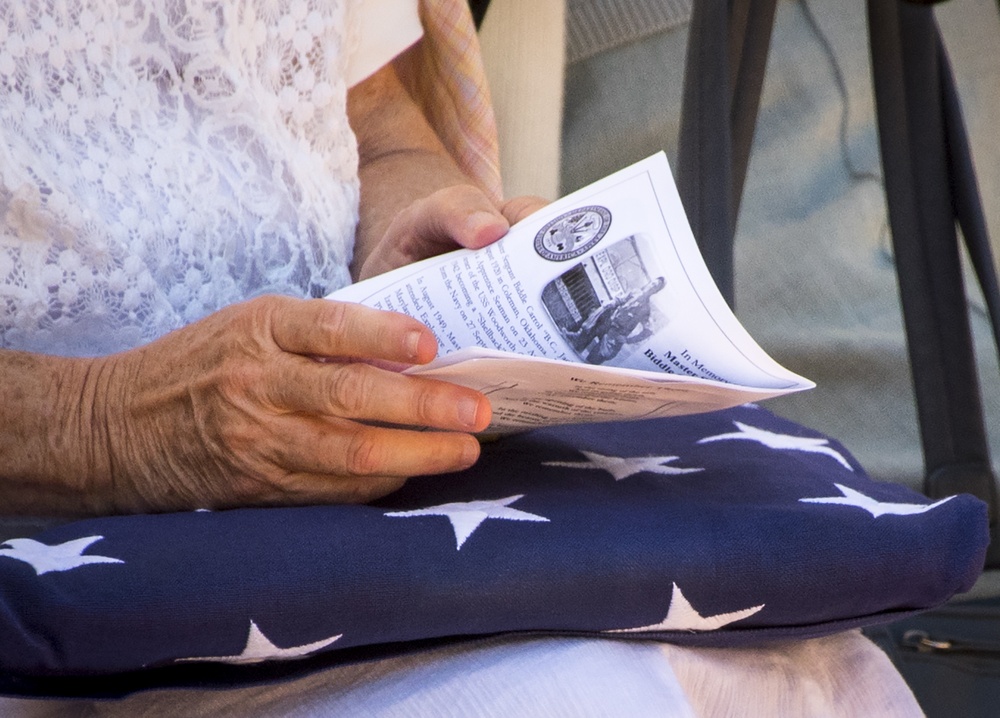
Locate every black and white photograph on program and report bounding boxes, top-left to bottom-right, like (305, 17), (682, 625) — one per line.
(540, 234), (668, 366)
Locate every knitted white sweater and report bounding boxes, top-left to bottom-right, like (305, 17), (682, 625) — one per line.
(0, 0), (417, 356)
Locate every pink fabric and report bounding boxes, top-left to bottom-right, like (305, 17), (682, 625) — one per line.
(406, 0), (504, 203)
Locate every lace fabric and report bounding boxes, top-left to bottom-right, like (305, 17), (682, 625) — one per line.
(0, 0), (361, 356)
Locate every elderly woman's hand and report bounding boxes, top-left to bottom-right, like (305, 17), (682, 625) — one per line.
(54, 296), (491, 514)
(348, 61), (549, 281)
(358, 187), (548, 281)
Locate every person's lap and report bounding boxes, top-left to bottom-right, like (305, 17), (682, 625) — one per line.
(0, 630), (921, 717)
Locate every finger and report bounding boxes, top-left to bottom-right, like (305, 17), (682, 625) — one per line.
(404, 184), (510, 251)
(267, 355), (492, 432)
(358, 186), (510, 281)
(501, 195), (549, 225)
(275, 473), (410, 506)
(266, 414), (483, 479)
(267, 297), (439, 365)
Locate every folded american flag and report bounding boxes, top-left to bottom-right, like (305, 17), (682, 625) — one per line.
(0, 405), (988, 697)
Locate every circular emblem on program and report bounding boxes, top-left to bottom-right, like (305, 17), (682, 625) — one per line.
(533, 206), (611, 261)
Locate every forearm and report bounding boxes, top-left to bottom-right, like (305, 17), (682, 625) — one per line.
(0, 349), (113, 515)
(355, 149), (472, 272)
(347, 61), (478, 279)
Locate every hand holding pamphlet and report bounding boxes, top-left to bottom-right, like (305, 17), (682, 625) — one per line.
(329, 153), (813, 432)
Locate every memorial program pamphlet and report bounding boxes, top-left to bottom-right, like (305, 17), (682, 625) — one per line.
(328, 153), (813, 432)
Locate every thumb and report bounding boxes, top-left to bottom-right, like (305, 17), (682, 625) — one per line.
(410, 184), (509, 251)
(500, 195), (550, 225)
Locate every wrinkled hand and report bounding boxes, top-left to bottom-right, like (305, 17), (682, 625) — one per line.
(358, 185), (549, 281)
(81, 296), (492, 513)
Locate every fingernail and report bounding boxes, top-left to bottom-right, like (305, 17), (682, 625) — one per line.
(467, 211), (504, 237)
(458, 396), (481, 428)
(405, 330), (423, 360)
(460, 436), (481, 467)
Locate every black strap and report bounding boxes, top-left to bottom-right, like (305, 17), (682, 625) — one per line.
(677, 0), (1000, 563)
(867, 1), (999, 538)
(676, 0), (733, 308)
(468, 0), (491, 29)
(939, 31), (1000, 362)
(676, 0), (778, 310)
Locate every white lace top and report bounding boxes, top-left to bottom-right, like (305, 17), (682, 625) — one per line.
(0, 0), (420, 357)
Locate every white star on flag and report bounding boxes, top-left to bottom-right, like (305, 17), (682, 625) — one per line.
(608, 582), (764, 633)
(543, 451), (703, 481)
(385, 495), (549, 549)
(698, 421), (853, 470)
(178, 620), (341, 665)
(800, 483), (954, 517)
(0, 536), (124, 575)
